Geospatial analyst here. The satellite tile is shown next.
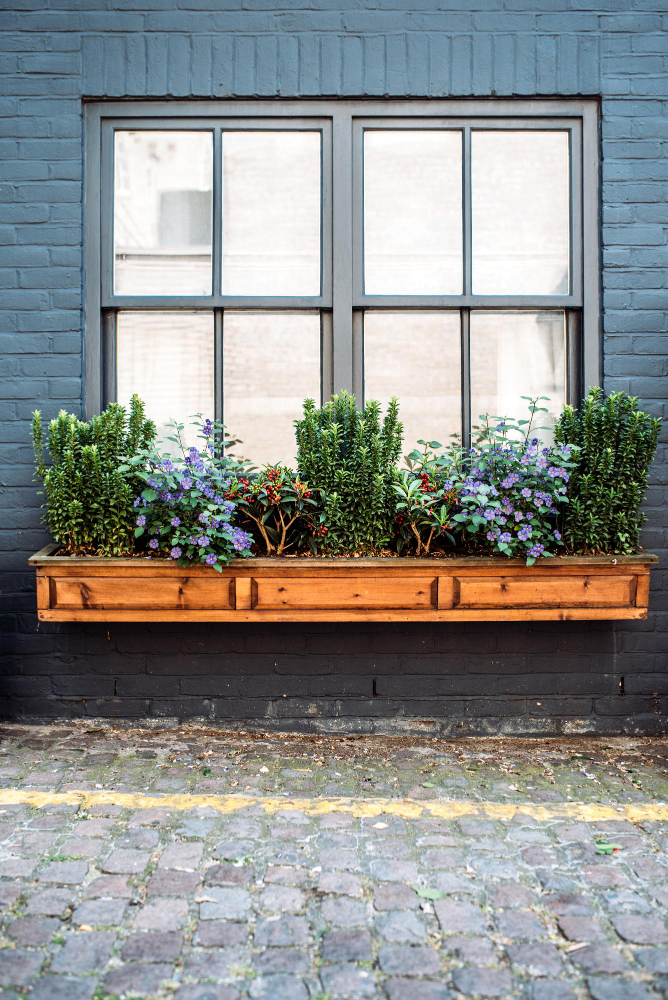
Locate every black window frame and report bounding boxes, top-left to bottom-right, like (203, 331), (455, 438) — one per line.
(84, 99), (601, 446)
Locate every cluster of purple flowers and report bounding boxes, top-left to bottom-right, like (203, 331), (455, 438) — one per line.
(449, 429), (575, 564)
(132, 420), (253, 569)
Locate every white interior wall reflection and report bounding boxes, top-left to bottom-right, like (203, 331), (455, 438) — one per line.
(114, 132), (213, 296)
(223, 311), (321, 467)
(363, 311), (462, 453)
(116, 311), (215, 448)
(470, 311), (566, 438)
(363, 131), (463, 295)
(222, 132), (321, 296)
(471, 131), (570, 295)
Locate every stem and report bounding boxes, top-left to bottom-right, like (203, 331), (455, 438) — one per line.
(245, 510), (274, 555)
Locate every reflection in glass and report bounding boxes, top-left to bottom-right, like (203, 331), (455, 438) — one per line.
(363, 311), (461, 453)
(222, 132), (321, 296)
(364, 131), (463, 295)
(223, 311), (320, 465)
(470, 311), (566, 439)
(116, 312), (214, 447)
(114, 132), (213, 296)
(472, 131), (570, 295)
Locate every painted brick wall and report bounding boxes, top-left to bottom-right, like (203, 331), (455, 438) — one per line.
(1, 0), (667, 734)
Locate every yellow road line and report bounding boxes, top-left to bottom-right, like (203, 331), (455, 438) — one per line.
(0, 788), (666, 823)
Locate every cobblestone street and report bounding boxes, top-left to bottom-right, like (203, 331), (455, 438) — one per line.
(0, 726), (667, 1000)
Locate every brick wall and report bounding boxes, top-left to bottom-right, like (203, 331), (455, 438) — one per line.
(1, 0), (666, 734)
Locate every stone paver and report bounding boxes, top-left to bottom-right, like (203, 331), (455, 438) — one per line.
(0, 725), (668, 998)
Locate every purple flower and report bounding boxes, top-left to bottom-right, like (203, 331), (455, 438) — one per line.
(180, 476), (192, 490)
(202, 419), (213, 437)
(169, 546), (182, 559)
(198, 535), (210, 547)
(205, 553), (217, 565)
(553, 529), (562, 540)
(170, 517), (181, 527)
(136, 515), (146, 526)
(198, 512), (209, 524)
(518, 525), (532, 542)
(133, 497), (141, 507)
(521, 488), (532, 499)
(499, 532), (512, 543)
(149, 538), (159, 550)
(514, 511), (524, 522)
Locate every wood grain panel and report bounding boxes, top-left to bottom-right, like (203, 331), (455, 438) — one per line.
(51, 576), (234, 611)
(455, 574), (636, 609)
(254, 576), (437, 610)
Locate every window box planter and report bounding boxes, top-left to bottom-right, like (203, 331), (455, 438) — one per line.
(30, 545), (656, 623)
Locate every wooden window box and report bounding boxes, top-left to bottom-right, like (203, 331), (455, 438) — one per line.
(30, 545), (657, 623)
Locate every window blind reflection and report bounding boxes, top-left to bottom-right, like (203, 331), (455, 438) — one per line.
(116, 311), (214, 448)
(472, 131), (570, 295)
(114, 132), (213, 296)
(364, 130), (463, 295)
(364, 311), (462, 454)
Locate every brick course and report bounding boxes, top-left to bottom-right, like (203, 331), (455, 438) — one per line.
(0, 0), (666, 732)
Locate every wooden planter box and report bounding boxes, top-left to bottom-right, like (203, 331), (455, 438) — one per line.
(30, 545), (656, 623)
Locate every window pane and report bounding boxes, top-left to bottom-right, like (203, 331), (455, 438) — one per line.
(364, 131), (463, 295)
(114, 132), (213, 296)
(223, 311), (320, 465)
(472, 131), (570, 295)
(470, 311), (566, 437)
(116, 311), (214, 446)
(222, 132), (321, 296)
(364, 311), (461, 453)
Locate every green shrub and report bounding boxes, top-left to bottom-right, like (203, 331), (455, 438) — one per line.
(32, 397), (155, 556)
(555, 387), (660, 554)
(295, 391), (403, 553)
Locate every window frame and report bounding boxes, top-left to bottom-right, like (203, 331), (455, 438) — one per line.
(84, 99), (600, 445)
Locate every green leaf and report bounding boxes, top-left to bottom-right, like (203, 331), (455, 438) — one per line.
(422, 781), (436, 788)
(141, 488), (158, 502)
(595, 843), (623, 855)
(134, 526), (144, 538)
(415, 887), (446, 900)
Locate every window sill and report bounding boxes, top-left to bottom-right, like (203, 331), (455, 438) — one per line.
(30, 546), (657, 623)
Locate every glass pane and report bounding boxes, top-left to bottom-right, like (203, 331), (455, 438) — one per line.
(222, 132), (321, 296)
(472, 131), (570, 295)
(116, 311), (214, 447)
(223, 311), (320, 465)
(470, 311), (566, 438)
(364, 130), (463, 295)
(114, 132), (213, 296)
(364, 311), (461, 453)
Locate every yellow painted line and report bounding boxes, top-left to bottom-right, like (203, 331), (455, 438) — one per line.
(0, 788), (667, 823)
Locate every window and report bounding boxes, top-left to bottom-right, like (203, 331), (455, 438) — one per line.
(86, 101), (599, 459)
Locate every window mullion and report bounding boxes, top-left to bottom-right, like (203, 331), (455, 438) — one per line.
(463, 126), (472, 299)
(331, 112), (354, 399)
(212, 127), (222, 300)
(566, 310), (583, 407)
(102, 309), (116, 409)
(214, 308), (223, 424)
(461, 308), (471, 449)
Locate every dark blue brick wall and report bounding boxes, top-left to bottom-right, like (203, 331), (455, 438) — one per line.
(1, 0), (667, 733)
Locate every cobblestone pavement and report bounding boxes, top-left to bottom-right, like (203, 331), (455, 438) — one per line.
(0, 726), (668, 1000)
